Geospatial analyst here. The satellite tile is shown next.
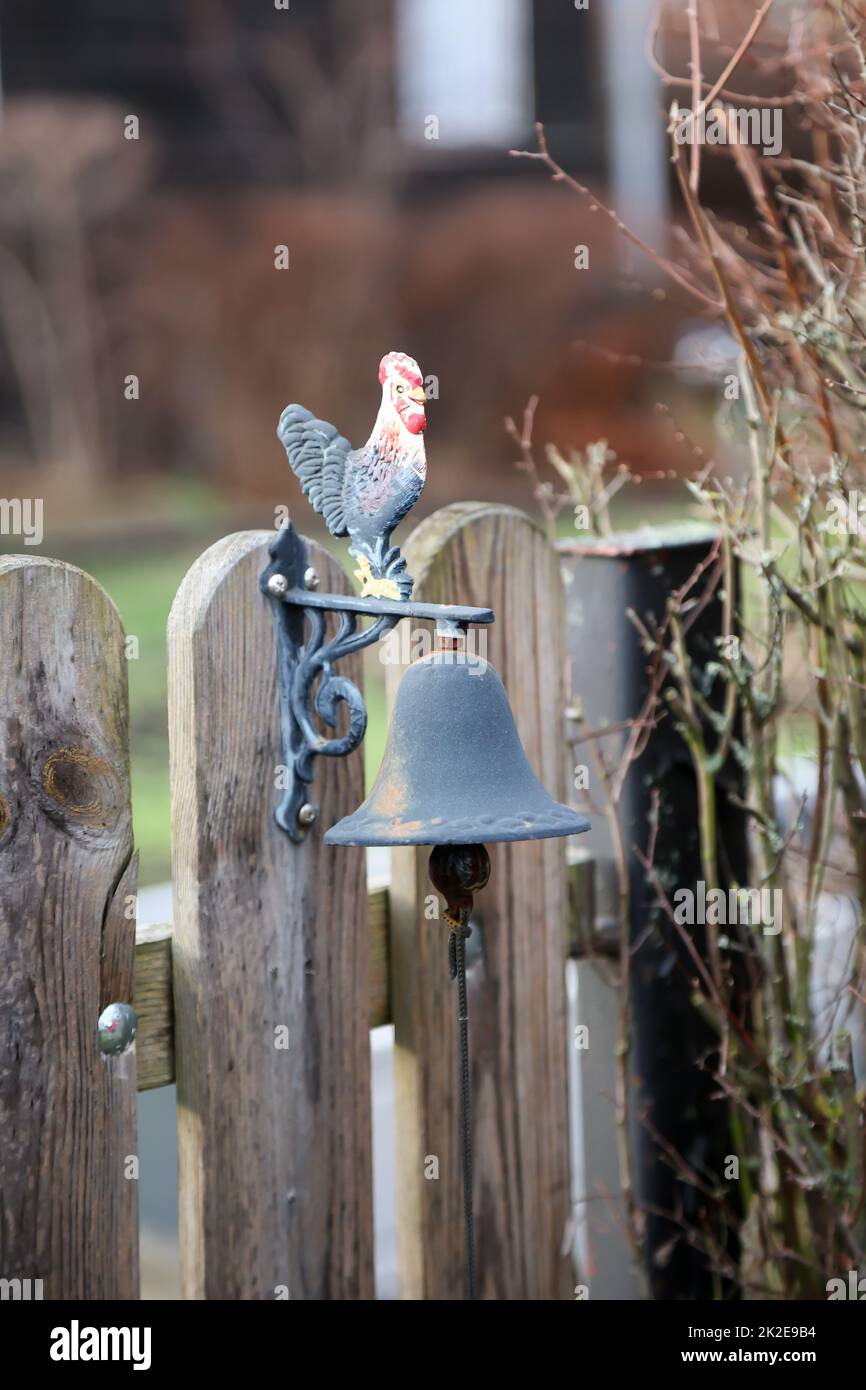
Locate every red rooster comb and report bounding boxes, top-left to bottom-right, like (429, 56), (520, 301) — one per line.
(379, 351), (423, 387)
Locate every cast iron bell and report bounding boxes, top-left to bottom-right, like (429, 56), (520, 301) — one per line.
(325, 648), (589, 847)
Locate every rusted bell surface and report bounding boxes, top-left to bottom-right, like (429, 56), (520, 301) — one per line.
(324, 648), (589, 847)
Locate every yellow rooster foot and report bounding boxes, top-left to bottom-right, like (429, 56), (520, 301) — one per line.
(354, 554), (402, 601)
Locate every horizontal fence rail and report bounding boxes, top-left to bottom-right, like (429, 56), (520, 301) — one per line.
(132, 855), (597, 1092)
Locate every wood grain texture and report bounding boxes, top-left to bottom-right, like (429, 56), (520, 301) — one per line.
(0, 555), (139, 1299)
(388, 503), (575, 1300)
(168, 531), (373, 1300)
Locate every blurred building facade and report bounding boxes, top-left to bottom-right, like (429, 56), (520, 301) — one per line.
(0, 0), (766, 527)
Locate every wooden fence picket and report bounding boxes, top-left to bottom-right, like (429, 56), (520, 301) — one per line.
(0, 555), (139, 1299)
(167, 531), (374, 1300)
(387, 503), (575, 1300)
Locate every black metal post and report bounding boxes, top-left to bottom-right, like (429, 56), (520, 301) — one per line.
(561, 528), (748, 1300)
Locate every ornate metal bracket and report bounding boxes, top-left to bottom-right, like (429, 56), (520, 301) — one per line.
(260, 521), (493, 841)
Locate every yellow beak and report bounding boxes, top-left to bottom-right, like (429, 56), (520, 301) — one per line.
(408, 386), (427, 404)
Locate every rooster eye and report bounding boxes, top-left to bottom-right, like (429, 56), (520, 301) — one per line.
(395, 384), (404, 393)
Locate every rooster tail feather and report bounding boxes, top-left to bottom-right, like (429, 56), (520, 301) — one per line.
(277, 403), (352, 538)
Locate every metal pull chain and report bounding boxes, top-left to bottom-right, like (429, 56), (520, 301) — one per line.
(429, 842), (490, 1302)
(449, 926), (475, 1301)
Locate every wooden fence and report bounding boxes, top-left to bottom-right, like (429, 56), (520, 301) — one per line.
(0, 503), (625, 1300)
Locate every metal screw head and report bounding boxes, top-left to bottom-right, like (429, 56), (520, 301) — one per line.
(298, 803), (318, 827)
(267, 573), (289, 598)
(97, 1002), (137, 1056)
(303, 567), (319, 590)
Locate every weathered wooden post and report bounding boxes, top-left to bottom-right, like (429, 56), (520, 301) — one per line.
(387, 503), (576, 1300)
(0, 555), (139, 1299)
(168, 531), (374, 1300)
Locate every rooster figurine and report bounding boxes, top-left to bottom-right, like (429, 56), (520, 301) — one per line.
(277, 351), (428, 601)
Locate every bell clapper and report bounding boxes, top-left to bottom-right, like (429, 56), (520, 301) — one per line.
(429, 842), (490, 930)
(428, 843), (490, 1301)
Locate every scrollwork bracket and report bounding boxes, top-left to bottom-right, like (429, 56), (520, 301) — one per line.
(260, 522), (493, 841)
